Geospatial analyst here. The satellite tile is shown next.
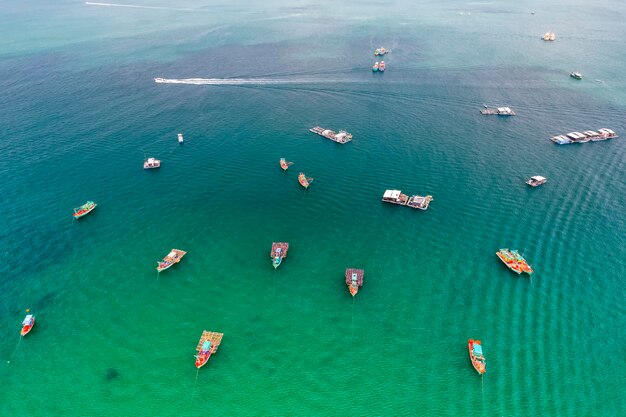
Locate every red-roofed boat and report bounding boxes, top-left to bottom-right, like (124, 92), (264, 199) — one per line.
(21, 315), (35, 336)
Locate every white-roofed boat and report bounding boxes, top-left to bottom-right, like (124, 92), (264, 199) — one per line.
(309, 127), (352, 144)
(542, 31), (556, 41)
(526, 176), (547, 187)
(551, 128), (618, 144)
(178, 133), (184, 143)
(144, 157), (161, 169)
(21, 314), (35, 336)
(480, 106), (516, 116)
(382, 190), (409, 206)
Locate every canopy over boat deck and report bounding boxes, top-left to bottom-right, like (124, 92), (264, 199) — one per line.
(345, 269), (364, 286)
(196, 331), (224, 354)
(271, 242), (289, 258)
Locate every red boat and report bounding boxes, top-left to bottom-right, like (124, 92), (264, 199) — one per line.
(468, 339), (486, 374)
(298, 172), (313, 188)
(195, 340), (212, 368)
(21, 315), (35, 336)
(280, 158), (293, 171)
(345, 268), (364, 297)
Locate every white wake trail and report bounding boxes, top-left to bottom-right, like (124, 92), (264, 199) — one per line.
(154, 77), (326, 85)
(85, 2), (198, 12)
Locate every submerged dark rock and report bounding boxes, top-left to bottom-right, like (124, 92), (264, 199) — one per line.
(106, 368), (119, 381)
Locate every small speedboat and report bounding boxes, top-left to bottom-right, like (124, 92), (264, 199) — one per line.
(570, 72), (583, 80)
(195, 340), (212, 368)
(378, 61), (386, 72)
(468, 339), (486, 374)
(21, 315), (35, 336)
(178, 133), (184, 143)
(144, 157), (161, 169)
(298, 173), (313, 188)
(372, 62), (379, 72)
(73, 201), (97, 219)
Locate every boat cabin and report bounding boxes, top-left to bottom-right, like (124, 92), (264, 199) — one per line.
(526, 176), (547, 187)
(382, 190), (409, 205)
(22, 315), (34, 326)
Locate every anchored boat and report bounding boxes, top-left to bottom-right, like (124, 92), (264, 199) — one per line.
(21, 314), (35, 336)
(178, 133), (184, 143)
(374, 47), (389, 56)
(73, 201), (97, 219)
(526, 176), (547, 187)
(551, 128), (618, 144)
(298, 173), (313, 188)
(468, 339), (486, 374)
(309, 126), (352, 144)
(378, 61), (386, 72)
(372, 62), (379, 72)
(570, 72), (583, 80)
(280, 158), (293, 171)
(144, 157), (161, 169)
(345, 268), (364, 297)
(407, 195), (433, 210)
(271, 242), (289, 269)
(480, 106), (516, 116)
(195, 331), (223, 369)
(542, 31), (556, 41)
(496, 248), (533, 275)
(157, 249), (186, 272)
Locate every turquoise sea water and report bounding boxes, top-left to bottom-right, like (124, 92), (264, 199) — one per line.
(1, 1), (625, 415)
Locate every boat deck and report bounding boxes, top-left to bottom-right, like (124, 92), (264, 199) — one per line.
(407, 195), (433, 210)
(271, 242), (289, 258)
(480, 107), (516, 116)
(196, 331), (224, 354)
(345, 268), (364, 286)
(309, 126), (352, 144)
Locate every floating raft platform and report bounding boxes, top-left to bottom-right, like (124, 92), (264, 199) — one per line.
(196, 331), (224, 354)
(309, 127), (352, 144)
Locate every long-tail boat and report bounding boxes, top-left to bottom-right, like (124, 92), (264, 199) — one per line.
(271, 242), (289, 269)
(468, 339), (486, 374)
(195, 330), (224, 369)
(298, 173), (313, 188)
(21, 314), (35, 336)
(496, 248), (533, 275)
(73, 201), (97, 219)
(345, 268), (364, 297)
(280, 158), (293, 171)
(156, 249), (186, 272)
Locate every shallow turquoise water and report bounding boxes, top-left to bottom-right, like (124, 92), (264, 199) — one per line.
(1, 1), (625, 415)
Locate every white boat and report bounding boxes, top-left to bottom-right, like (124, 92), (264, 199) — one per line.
(542, 31), (556, 41)
(526, 176), (547, 187)
(178, 133), (184, 143)
(144, 157), (161, 169)
(382, 189), (408, 205)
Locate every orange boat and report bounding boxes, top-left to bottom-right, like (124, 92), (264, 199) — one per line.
(298, 172), (313, 188)
(345, 268), (364, 297)
(280, 158), (293, 171)
(496, 249), (533, 275)
(21, 315), (35, 336)
(468, 339), (486, 374)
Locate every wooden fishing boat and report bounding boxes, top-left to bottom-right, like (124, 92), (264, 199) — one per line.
(298, 173), (313, 188)
(156, 249), (186, 272)
(21, 314), (35, 336)
(345, 268), (364, 297)
(468, 339), (486, 374)
(271, 242), (289, 269)
(496, 248), (533, 275)
(195, 331), (224, 369)
(280, 158), (293, 171)
(73, 201), (97, 219)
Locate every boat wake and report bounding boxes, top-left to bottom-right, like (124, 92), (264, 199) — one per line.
(154, 77), (330, 86)
(85, 2), (198, 12)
